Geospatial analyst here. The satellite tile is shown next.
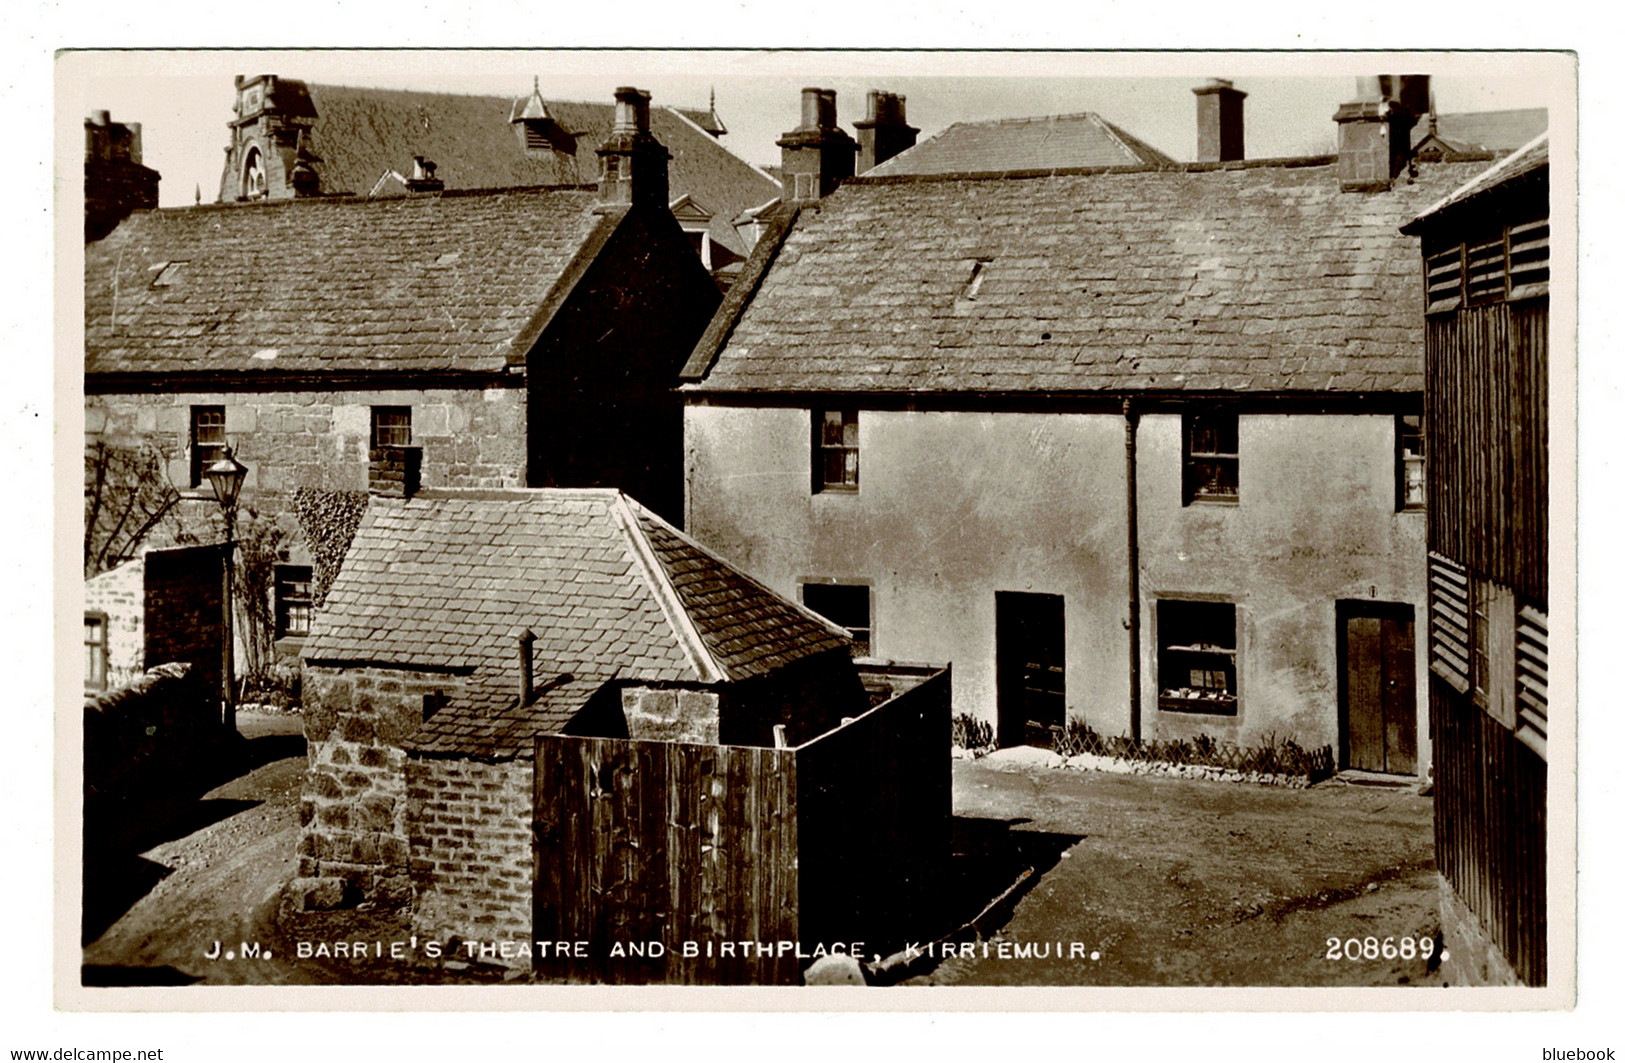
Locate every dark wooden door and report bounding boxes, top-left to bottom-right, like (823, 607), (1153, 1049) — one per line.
(1341, 603), (1418, 775)
(996, 591), (1066, 748)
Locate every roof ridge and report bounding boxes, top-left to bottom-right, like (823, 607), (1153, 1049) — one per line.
(606, 495), (724, 684)
(660, 105), (782, 189)
(624, 500), (853, 644)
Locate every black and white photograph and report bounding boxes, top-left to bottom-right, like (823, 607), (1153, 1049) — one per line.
(17, 27), (1607, 1055)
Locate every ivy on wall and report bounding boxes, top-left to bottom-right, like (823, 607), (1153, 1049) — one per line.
(292, 488), (369, 608)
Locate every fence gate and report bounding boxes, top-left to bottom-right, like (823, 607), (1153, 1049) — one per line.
(532, 736), (801, 985)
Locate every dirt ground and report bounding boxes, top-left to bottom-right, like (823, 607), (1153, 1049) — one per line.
(898, 752), (1443, 987)
(80, 717), (1443, 988)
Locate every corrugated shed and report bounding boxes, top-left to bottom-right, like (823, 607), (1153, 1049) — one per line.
(866, 112), (1177, 177)
(85, 187), (603, 377)
(687, 159), (1489, 395)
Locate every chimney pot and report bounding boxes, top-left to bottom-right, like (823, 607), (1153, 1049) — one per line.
(90, 110), (111, 127)
(614, 86), (651, 135)
(514, 627), (536, 706)
(855, 89), (919, 173)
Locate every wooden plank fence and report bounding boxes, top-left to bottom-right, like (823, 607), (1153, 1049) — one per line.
(532, 667), (950, 984)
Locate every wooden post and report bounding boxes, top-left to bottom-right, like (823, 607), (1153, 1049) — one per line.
(1124, 398), (1142, 742)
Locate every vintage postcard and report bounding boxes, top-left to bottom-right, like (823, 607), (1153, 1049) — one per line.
(53, 48), (1578, 1018)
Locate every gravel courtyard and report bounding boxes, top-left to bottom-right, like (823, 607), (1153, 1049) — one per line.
(901, 752), (1442, 987)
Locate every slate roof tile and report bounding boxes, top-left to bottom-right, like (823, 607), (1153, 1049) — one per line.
(867, 112), (1176, 177)
(299, 84), (778, 257)
(686, 159), (1490, 394)
(304, 488), (850, 758)
(86, 187), (602, 376)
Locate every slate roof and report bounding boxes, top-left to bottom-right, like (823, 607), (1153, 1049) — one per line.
(684, 157), (1489, 395)
(293, 84), (778, 257)
(1417, 108), (1548, 155)
(302, 488), (849, 757)
(865, 112), (1177, 178)
(85, 187), (604, 377)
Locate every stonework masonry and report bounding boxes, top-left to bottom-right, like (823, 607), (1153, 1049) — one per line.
(1438, 873), (1523, 986)
(85, 558), (145, 690)
(406, 756), (535, 957)
(297, 664), (465, 907)
(86, 385), (526, 564)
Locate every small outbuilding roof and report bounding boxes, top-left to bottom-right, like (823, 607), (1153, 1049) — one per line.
(303, 488), (850, 757)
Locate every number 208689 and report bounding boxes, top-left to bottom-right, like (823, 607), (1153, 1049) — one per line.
(1325, 936), (1435, 961)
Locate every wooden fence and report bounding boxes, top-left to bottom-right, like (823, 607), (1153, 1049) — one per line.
(1430, 674), (1547, 985)
(532, 667), (951, 984)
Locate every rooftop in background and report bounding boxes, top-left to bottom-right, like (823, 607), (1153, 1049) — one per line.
(256, 81), (778, 257)
(683, 156), (1491, 396)
(1405, 132), (1550, 234)
(1419, 108), (1549, 156)
(302, 488), (851, 757)
(85, 186), (605, 378)
(865, 111), (1177, 177)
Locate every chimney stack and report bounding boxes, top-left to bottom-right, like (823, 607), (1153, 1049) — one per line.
(778, 88), (857, 205)
(854, 90), (919, 172)
(596, 86), (670, 210)
(1334, 75), (1425, 192)
(1192, 79), (1246, 163)
(85, 110), (160, 241)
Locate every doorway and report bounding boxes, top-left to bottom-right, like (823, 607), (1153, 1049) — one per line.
(1337, 600), (1418, 775)
(995, 591), (1066, 748)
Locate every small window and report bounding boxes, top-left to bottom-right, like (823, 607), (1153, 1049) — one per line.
(85, 613), (109, 692)
(275, 564), (313, 640)
(1157, 600), (1238, 715)
(1183, 410), (1238, 505)
(371, 406), (412, 449)
(1397, 414), (1425, 510)
(813, 409), (859, 492)
(802, 582), (871, 657)
(1514, 602), (1548, 759)
(1427, 552), (1470, 694)
(242, 145), (267, 199)
(190, 405), (227, 488)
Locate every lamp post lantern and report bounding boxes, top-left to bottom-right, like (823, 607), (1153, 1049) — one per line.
(205, 447), (248, 732)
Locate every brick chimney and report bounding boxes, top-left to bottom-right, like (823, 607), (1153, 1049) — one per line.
(596, 87), (670, 210)
(1334, 75), (1425, 192)
(854, 90), (919, 173)
(778, 88), (857, 204)
(85, 110), (160, 241)
(1192, 79), (1246, 163)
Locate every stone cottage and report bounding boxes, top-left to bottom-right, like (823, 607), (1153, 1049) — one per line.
(85, 86), (721, 666)
(681, 76), (1500, 777)
(294, 487), (867, 948)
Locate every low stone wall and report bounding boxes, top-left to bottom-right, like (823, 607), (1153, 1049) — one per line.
(295, 664), (461, 909)
(406, 755), (535, 964)
(1438, 872), (1523, 986)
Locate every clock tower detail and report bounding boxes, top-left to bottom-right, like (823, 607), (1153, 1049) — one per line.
(218, 75), (321, 203)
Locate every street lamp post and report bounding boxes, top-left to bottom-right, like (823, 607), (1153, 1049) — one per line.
(204, 447), (248, 733)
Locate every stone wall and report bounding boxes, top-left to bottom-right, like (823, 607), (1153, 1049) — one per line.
(620, 686), (720, 743)
(142, 544), (226, 703)
(1438, 872), (1523, 986)
(85, 384), (526, 563)
(85, 557), (145, 691)
(296, 664), (463, 908)
(406, 755), (535, 959)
